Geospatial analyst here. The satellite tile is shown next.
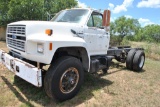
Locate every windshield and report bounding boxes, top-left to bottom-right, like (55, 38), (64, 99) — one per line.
(51, 9), (89, 23)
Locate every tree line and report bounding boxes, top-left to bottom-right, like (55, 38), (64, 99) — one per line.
(0, 0), (77, 26)
(110, 16), (160, 44)
(0, 1), (159, 43)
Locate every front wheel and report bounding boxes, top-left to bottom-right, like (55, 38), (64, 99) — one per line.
(44, 56), (84, 101)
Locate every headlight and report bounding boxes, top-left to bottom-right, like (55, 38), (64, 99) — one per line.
(37, 43), (44, 53)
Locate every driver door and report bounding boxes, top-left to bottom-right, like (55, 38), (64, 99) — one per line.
(84, 12), (109, 55)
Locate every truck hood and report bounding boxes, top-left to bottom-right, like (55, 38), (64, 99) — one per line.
(8, 21), (84, 37)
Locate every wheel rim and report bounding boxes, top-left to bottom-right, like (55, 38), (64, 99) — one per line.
(139, 55), (145, 68)
(59, 67), (79, 94)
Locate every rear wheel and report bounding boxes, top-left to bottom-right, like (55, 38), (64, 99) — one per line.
(44, 56), (84, 101)
(126, 49), (137, 70)
(133, 50), (145, 72)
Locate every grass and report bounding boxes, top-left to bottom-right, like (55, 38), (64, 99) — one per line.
(0, 41), (160, 107)
(130, 41), (160, 61)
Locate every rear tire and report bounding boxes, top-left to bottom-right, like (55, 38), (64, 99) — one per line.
(133, 50), (145, 72)
(126, 49), (137, 70)
(44, 56), (84, 101)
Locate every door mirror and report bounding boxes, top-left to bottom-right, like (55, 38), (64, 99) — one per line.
(102, 10), (111, 27)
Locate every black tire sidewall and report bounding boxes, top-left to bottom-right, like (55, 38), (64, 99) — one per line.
(133, 50), (145, 71)
(126, 49), (137, 70)
(50, 57), (84, 101)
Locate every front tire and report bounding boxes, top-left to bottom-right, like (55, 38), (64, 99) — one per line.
(44, 56), (84, 101)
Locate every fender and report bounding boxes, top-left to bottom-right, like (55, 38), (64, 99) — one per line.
(19, 33), (91, 71)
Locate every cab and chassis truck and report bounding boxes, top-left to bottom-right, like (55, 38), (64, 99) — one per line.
(0, 8), (145, 101)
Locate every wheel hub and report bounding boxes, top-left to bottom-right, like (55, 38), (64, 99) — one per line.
(139, 56), (145, 68)
(69, 78), (75, 85)
(60, 67), (79, 94)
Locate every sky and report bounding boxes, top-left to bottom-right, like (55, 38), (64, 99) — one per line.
(77, 0), (160, 27)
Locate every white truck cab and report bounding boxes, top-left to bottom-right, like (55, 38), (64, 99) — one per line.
(5, 8), (110, 64)
(0, 8), (145, 101)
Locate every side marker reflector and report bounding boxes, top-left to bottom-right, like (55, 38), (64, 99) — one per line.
(49, 43), (52, 50)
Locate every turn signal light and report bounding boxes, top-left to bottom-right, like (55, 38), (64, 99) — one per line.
(49, 43), (52, 50)
(45, 29), (52, 36)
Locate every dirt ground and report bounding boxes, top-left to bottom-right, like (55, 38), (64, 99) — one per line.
(0, 41), (160, 107)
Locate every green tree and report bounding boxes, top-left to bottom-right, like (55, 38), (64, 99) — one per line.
(0, 0), (77, 26)
(139, 25), (160, 42)
(0, 0), (11, 26)
(133, 28), (144, 41)
(110, 16), (141, 45)
(44, 0), (77, 20)
(8, 0), (44, 21)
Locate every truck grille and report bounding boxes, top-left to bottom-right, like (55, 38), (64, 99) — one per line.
(7, 25), (26, 52)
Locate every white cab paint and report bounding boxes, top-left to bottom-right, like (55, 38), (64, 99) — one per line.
(7, 8), (110, 64)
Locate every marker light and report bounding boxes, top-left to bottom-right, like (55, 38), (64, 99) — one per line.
(45, 29), (52, 36)
(49, 43), (52, 50)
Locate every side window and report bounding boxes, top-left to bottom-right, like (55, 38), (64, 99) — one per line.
(87, 12), (103, 27)
(93, 15), (102, 27)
